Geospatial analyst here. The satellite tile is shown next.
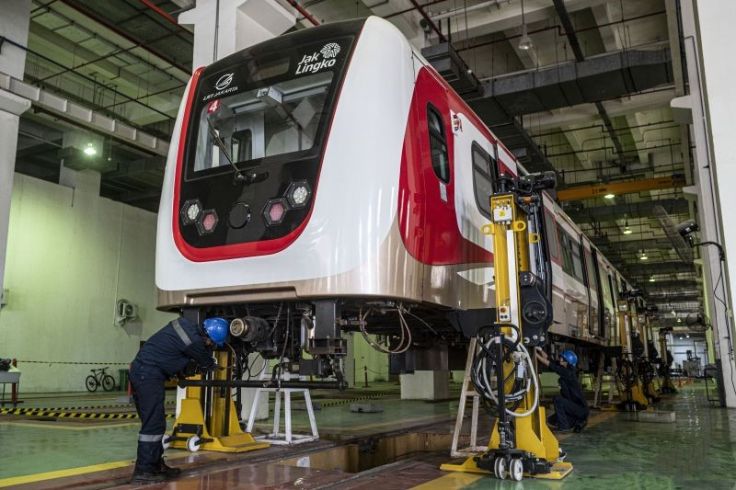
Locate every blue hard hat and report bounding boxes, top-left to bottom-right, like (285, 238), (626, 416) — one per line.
(203, 317), (229, 347)
(561, 350), (578, 367)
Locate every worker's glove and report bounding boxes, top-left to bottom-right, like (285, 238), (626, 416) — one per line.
(182, 360), (198, 377)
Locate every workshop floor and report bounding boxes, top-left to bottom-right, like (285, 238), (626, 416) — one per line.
(2, 380), (733, 489)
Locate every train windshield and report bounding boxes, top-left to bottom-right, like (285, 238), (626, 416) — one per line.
(193, 71), (333, 173)
(186, 37), (353, 179)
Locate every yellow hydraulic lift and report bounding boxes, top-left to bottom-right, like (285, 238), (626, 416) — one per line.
(442, 173), (572, 481)
(166, 350), (269, 453)
(556, 175), (686, 201)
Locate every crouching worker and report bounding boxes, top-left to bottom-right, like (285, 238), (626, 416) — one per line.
(130, 316), (229, 483)
(535, 347), (589, 433)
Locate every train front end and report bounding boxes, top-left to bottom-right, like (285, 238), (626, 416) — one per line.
(155, 17), (429, 377)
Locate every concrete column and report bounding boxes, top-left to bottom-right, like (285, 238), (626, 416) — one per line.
(178, 0), (295, 69)
(675, 0), (736, 407)
(0, 0), (31, 304)
(400, 370), (450, 400)
(399, 345), (450, 401)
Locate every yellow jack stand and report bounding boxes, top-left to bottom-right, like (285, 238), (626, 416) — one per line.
(168, 351), (269, 453)
(441, 405), (573, 479)
(619, 381), (649, 411)
(442, 185), (572, 481)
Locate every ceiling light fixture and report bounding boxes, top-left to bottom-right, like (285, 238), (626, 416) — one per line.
(639, 249), (648, 261)
(649, 277), (655, 283)
(623, 219), (632, 235)
(604, 193), (615, 200)
(83, 143), (97, 156)
(518, 0), (533, 51)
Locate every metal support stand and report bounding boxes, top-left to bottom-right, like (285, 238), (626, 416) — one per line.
(592, 353), (605, 408)
(245, 368), (319, 445)
(449, 338), (485, 457)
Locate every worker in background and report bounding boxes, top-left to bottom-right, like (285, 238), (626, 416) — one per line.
(535, 347), (589, 432)
(130, 316), (229, 483)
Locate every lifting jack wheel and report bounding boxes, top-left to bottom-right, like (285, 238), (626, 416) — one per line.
(186, 435), (202, 452)
(493, 456), (506, 480)
(509, 457), (524, 481)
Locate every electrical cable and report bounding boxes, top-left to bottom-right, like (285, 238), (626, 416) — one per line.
(359, 306), (413, 354)
(470, 330), (539, 418)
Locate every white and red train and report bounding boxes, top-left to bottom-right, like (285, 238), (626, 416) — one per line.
(155, 16), (639, 374)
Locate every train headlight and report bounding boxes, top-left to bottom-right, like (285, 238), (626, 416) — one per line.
(230, 318), (247, 337)
(264, 198), (288, 226)
(286, 181), (311, 208)
(196, 209), (219, 235)
(180, 199), (202, 226)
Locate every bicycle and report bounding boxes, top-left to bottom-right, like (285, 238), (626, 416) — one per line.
(85, 367), (116, 392)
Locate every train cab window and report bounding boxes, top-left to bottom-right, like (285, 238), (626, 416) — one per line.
(471, 142), (495, 217)
(427, 104), (450, 183)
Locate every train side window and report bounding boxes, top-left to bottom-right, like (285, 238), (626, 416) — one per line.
(427, 104), (450, 183)
(571, 239), (585, 283)
(544, 212), (559, 260)
(585, 248), (598, 291)
(471, 142), (494, 217)
(557, 225), (575, 276)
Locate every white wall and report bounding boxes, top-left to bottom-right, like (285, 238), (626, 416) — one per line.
(694, 0), (736, 406)
(0, 173), (174, 392)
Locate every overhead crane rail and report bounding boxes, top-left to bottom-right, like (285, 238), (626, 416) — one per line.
(557, 175), (686, 201)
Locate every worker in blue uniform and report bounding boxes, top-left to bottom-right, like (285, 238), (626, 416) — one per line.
(130, 316), (229, 483)
(535, 347), (589, 432)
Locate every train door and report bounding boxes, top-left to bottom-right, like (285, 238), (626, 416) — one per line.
(545, 211), (567, 333)
(449, 111), (495, 285)
(449, 112), (496, 246)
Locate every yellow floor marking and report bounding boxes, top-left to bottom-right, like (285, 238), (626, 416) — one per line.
(411, 473), (484, 489)
(0, 447), (192, 487)
(0, 460), (134, 488)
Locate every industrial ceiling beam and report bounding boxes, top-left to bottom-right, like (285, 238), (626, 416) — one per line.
(0, 72), (169, 156)
(552, 0), (628, 168)
(623, 261), (696, 276)
(592, 237), (673, 252)
(57, 0), (191, 74)
(557, 175), (686, 201)
(466, 50), (672, 125)
(565, 198), (688, 223)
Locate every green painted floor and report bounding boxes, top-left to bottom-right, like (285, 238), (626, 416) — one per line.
(2, 382), (735, 489)
(456, 383), (735, 489)
(0, 421), (142, 478)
